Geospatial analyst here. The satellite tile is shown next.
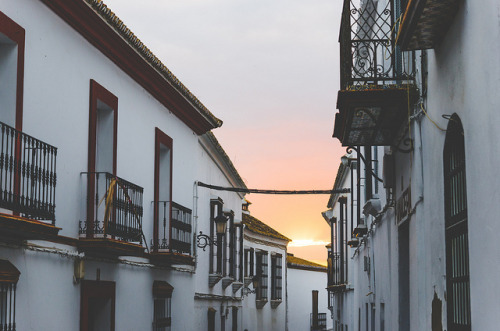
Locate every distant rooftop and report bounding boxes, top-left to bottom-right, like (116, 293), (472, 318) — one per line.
(242, 213), (291, 242)
(287, 254), (327, 272)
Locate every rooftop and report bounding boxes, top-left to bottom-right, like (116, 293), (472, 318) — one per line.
(287, 254), (327, 272)
(242, 213), (291, 242)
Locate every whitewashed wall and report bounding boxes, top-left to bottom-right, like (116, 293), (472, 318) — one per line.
(0, 0), (228, 330)
(241, 231), (288, 331)
(193, 136), (245, 331)
(287, 267), (331, 331)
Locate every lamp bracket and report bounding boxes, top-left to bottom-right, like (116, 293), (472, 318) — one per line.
(346, 146), (383, 183)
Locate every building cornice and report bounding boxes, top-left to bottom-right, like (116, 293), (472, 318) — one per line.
(40, 0), (222, 135)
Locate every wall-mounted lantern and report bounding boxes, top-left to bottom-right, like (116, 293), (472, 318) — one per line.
(196, 214), (228, 251)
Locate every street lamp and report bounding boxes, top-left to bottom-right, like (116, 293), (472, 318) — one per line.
(196, 214), (228, 251)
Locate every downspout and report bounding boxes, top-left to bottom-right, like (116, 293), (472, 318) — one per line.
(193, 181), (199, 270)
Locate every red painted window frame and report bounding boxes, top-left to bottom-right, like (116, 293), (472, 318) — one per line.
(0, 11), (25, 216)
(153, 128), (173, 252)
(0, 11), (25, 132)
(80, 280), (116, 331)
(87, 80), (118, 237)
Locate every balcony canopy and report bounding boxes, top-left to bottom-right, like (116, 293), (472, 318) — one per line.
(397, 0), (461, 50)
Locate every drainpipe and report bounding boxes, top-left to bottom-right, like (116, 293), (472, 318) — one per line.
(193, 181), (199, 270)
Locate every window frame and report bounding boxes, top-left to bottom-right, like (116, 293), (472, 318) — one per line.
(86, 80), (118, 238)
(0, 10), (25, 132)
(0, 260), (20, 331)
(80, 280), (116, 331)
(153, 128), (173, 253)
(256, 251), (268, 301)
(271, 254), (282, 301)
(152, 280), (173, 331)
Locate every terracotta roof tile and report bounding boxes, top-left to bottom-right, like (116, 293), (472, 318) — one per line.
(242, 214), (291, 242)
(286, 254), (327, 271)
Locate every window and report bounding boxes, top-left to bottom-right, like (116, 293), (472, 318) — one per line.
(443, 115), (471, 330)
(85, 80), (118, 237)
(0, 260), (19, 331)
(0, 11), (25, 131)
(153, 281), (173, 331)
(231, 307), (238, 331)
(244, 248), (254, 277)
(209, 198), (223, 274)
(224, 211), (234, 277)
(153, 128), (173, 252)
(380, 303), (385, 331)
(208, 308), (216, 331)
(256, 251), (268, 301)
(80, 280), (116, 331)
(271, 254), (282, 301)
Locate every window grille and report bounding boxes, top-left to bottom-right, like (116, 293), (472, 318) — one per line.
(271, 254), (282, 300)
(443, 115), (471, 330)
(0, 260), (19, 331)
(256, 251), (268, 300)
(152, 281), (173, 331)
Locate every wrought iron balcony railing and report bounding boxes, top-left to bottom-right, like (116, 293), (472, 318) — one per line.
(0, 121), (57, 223)
(339, 0), (415, 89)
(310, 313), (327, 330)
(80, 172), (143, 243)
(151, 201), (192, 255)
(327, 252), (346, 287)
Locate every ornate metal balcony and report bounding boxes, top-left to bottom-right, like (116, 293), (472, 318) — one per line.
(310, 313), (327, 331)
(334, 0), (417, 147)
(0, 121), (59, 240)
(150, 201), (194, 265)
(327, 252), (347, 292)
(79, 172), (144, 257)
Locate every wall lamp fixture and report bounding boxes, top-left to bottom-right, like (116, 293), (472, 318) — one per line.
(241, 276), (259, 296)
(342, 146), (383, 183)
(196, 214), (228, 251)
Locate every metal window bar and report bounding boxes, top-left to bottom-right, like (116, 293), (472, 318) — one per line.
(153, 297), (171, 331)
(328, 252), (345, 286)
(80, 172), (143, 243)
(170, 202), (192, 255)
(339, 0), (415, 89)
(271, 255), (282, 300)
(0, 121), (57, 223)
(444, 117), (471, 330)
(0, 283), (16, 331)
(310, 313), (327, 330)
(256, 252), (268, 300)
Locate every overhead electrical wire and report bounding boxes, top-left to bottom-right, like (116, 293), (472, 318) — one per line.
(197, 182), (350, 195)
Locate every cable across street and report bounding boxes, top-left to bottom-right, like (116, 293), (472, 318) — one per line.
(197, 182), (350, 195)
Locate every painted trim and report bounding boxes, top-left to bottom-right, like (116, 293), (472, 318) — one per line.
(40, 0), (219, 135)
(87, 80), (118, 237)
(153, 128), (173, 252)
(80, 280), (116, 331)
(0, 11), (26, 216)
(0, 10), (25, 132)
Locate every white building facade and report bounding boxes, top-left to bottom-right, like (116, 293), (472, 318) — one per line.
(328, 0), (500, 330)
(0, 0), (246, 330)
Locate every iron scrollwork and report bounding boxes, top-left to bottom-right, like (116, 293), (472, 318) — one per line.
(346, 146), (384, 183)
(196, 231), (215, 251)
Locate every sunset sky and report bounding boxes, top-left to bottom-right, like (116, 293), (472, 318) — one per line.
(104, 0), (346, 264)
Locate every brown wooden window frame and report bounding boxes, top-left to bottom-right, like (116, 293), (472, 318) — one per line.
(153, 128), (173, 253)
(80, 280), (116, 331)
(86, 80), (118, 237)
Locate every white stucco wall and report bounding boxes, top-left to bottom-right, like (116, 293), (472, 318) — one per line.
(241, 231), (288, 331)
(287, 267), (331, 331)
